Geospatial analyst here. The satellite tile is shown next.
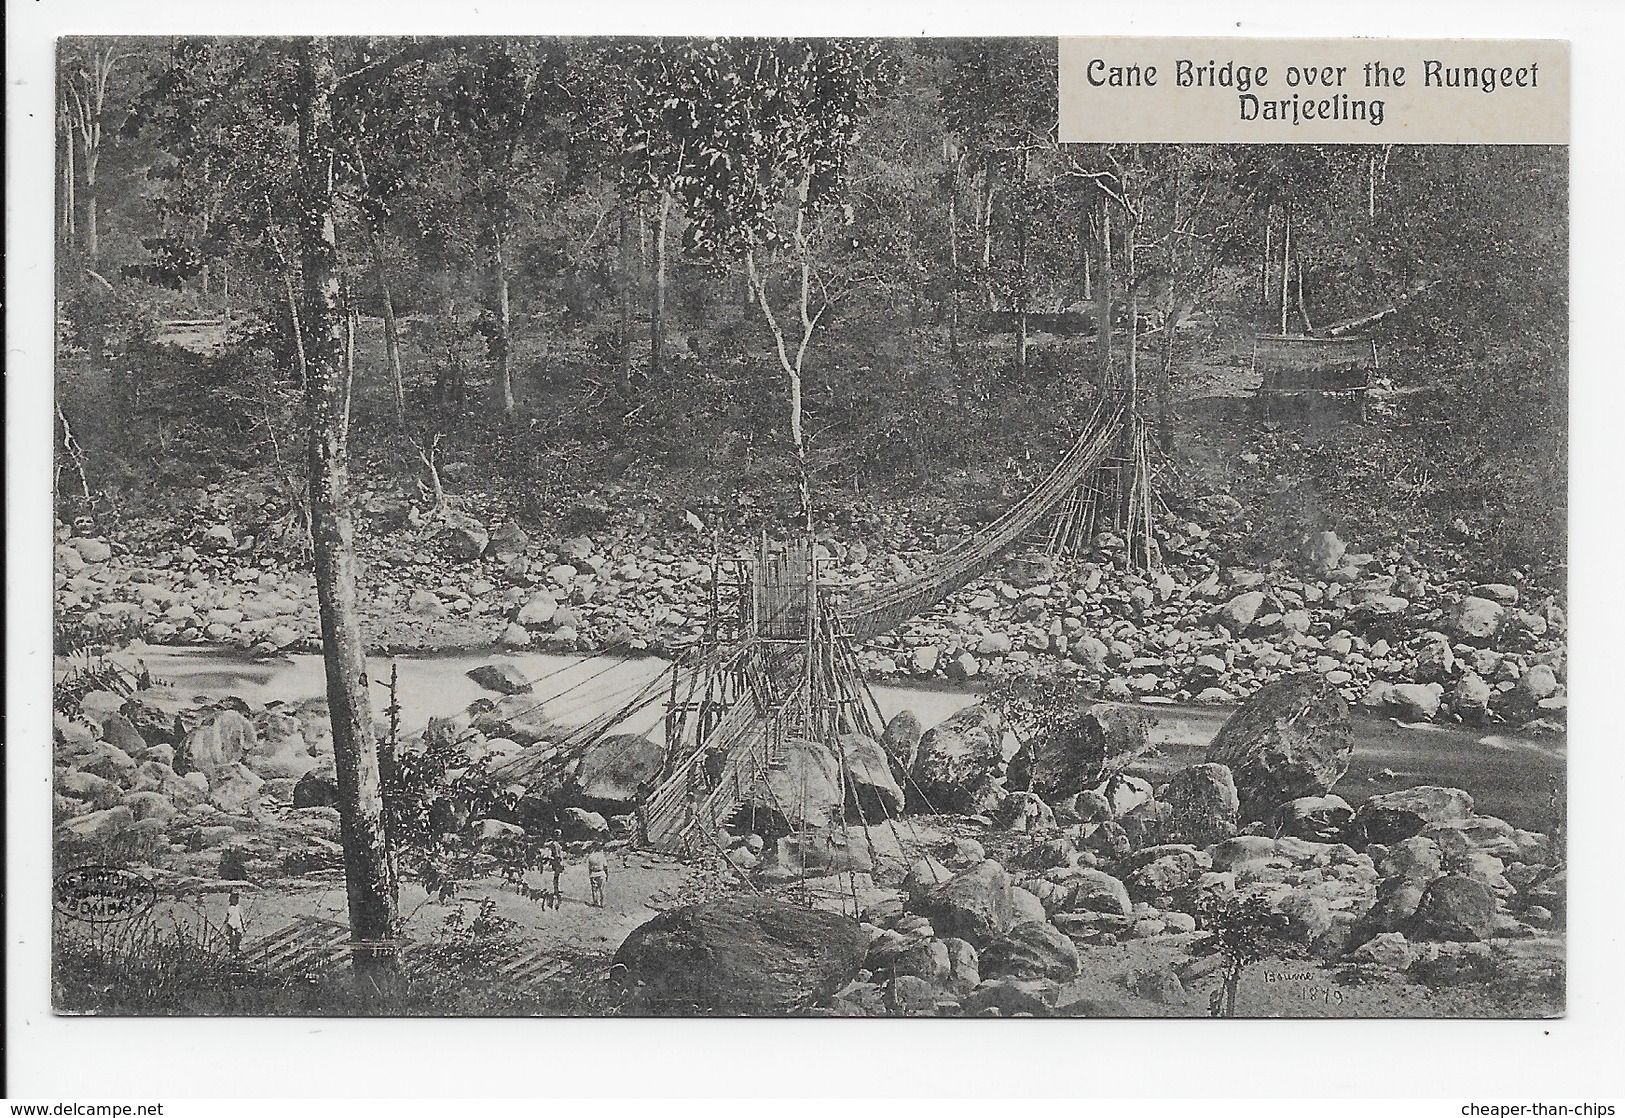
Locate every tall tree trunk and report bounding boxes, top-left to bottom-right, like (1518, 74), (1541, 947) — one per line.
(62, 102), (76, 240)
(651, 190), (670, 377)
(295, 36), (398, 975)
(1097, 199), (1114, 391)
(1080, 209), (1093, 302)
(946, 148), (961, 364)
(980, 170), (996, 312)
(1296, 261), (1313, 333)
(1158, 317), (1177, 451)
(1014, 243), (1028, 376)
(492, 220), (515, 414)
(1261, 210), (1272, 309)
(1280, 207), (1292, 336)
(84, 156), (99, 264)
(1126, 218), (1139, 415)
(1013, 154), (1029, 375)
(367, 226), (406, 428)
(618, 198), (634, 387)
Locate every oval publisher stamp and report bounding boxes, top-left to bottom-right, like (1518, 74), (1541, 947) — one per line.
(53, 864), (157, 923)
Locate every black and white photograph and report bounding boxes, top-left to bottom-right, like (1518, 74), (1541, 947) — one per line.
(43, 32), (1569, 1024)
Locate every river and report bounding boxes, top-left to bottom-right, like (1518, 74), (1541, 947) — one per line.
(129, 644), (1566, 833)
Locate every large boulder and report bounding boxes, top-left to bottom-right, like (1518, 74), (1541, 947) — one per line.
(1009, 705), (1152, 802)
(56, 805), (135, 845)
(209, 763), (265, 813)
(745, 738), (844, 833)
(902, 856), (954, 904)
(246, 711), (318, 781)
(1205, 674), (1353, 822)
(471, 693), (558, 746)
(1353, 787), (1475, 846)
(1450, 597), (1506, 642)
(1378, 835), (1447, 884)
(292, 771), (342, 809)
(880, 710), (924, 769)
(1161, 763), (1240, 847)
(909, 705), (1003, 813)
(1274, 794), (1355, 843)
(59, 770), (123, 810)
(1389, 683), (1444, 723)
(918, 859), (1015, 947)
(1003, 553), (1057, 590)
(558, 806), (610, 842)
(1123, 845), (1213, 898)
(838, 733), (905, 817)
(441, 513), (489, 560)
(466, 663), (533, 696)
(1067, 869), (1133, 917)
(758, 831), (874, 882)
(96, 712), (149, 758)
(1410, 875), (1498, 942)
(120, 687), (199, 747)
(612, 896), (868, 1015)
(515, 591), (559, 628)
(487, 522), (529, 563)
(980, 921), (1081, 982)
(570, 733), (664, 812)
(175, 709), (257, 778)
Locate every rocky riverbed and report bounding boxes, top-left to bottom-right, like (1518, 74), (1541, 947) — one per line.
(54, 478), (1566, 730)
(52, 637), (1564, 1016)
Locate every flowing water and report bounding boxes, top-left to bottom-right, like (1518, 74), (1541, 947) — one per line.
(129, 644), (1566, 833)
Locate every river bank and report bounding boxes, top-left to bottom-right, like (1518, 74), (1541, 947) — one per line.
(86, 643), (1564, 834)
(54, 470), (1568, 733)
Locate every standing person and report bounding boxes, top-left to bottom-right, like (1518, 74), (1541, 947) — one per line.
(223, 891), (246, 955)
(586, 844), (609, 908)
(544, 830), (566, 909)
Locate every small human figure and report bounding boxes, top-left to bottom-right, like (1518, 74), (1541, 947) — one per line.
(544, 830), (566, 909)
(224, 891), (246, 955)
(586, 844), (609, 908)
(1021, 795), (1045, 833)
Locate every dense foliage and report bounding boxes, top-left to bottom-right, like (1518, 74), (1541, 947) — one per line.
(55, 36), (1566, 574)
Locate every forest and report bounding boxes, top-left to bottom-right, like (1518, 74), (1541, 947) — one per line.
(56, 36), (1565, 563)
(50, 36), (1568, 1018)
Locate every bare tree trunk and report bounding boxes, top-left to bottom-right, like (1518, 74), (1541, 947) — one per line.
(1296, 260), (1313, 333)
(651, 190), (670, 377)
(493, 220), (515, 414)
(1261, 210), (1272, 309)
(1014, 222), (1028, 374)
(367, 227), (406, 428)
(62, 101), (76, 240)
(944, 137), (961, 364)
(1280, 208), (1292, 336)
(265, 212), (306, 384)
(618, 198), (634, 387)
(1080, 209), (1093, 302)
(1158, 317), (1176, 451)
(84, 160), (99, 264)
(295, 36), (398, 975)
(1097, 199), (1114, 391)
(745, 178), (822, 534)
(980, 170), (996, 312)
(1126, 219), (1139, 416)
(1012, 153), (1029, 375)
(65, 47), (116, 263)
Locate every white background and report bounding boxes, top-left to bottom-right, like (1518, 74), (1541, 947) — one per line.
(7, 0), (1623, 1100)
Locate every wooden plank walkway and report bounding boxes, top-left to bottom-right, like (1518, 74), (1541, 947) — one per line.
(245, 915), (573, 988)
